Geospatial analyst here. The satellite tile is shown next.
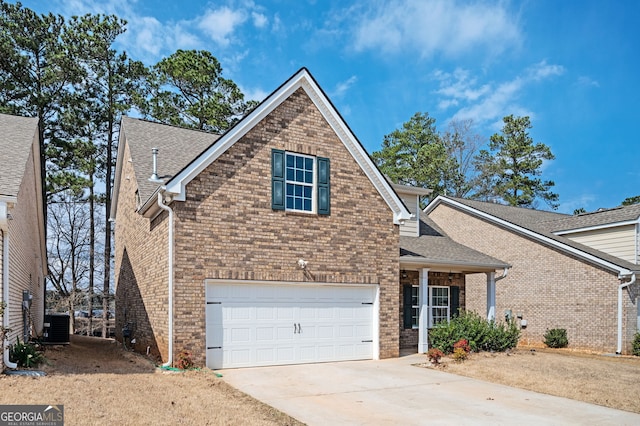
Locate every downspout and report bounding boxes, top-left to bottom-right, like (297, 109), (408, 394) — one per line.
(2, 229), (18, 369)
(157, 193), (174, 367)
(617, 273), (636, 355)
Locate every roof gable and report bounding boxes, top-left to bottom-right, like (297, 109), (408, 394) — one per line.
(0, 113), (39, 198)
(425, 195), (639, 275)
(120, 68), (410, 224)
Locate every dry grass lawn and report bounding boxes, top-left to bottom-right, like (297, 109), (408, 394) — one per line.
(3, 336), (639, 424)
(0, 336), (303, 425)
(429, 347), (640, 414)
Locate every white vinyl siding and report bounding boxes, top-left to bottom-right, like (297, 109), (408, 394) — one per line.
(564, 225), (637, 264)
(398, 192), (419, 237)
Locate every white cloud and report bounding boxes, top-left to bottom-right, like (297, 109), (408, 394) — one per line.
(240, 86), (269, 102)
(576, 76), (600, 88)
(433, 60), (564, 126)
(433, 68), (491, 103)
(197, 7), (248, 47)
(352, 0), (521, 58)
(252, 12), (268, 28)
(331, 76), (358, 98)
(528, 60), (565, 81)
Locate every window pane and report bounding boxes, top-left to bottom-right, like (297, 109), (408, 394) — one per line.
(284, 152), (315, 212)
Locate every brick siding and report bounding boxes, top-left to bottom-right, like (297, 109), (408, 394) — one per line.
(115, 88), (400, 365)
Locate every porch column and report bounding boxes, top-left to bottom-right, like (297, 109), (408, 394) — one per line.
(486, 271), (496, 321)
(418, 268), (430, 353)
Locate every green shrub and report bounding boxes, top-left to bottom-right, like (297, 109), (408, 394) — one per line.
(10, 337), (45, 368)
(632, 332), (640, 356)
(429, 311), (520, 354)
(544, 328), (568, 348)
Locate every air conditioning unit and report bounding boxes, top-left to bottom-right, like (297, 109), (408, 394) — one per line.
(43, 314), (70, 344)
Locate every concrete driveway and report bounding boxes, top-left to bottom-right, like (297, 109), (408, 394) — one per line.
(221, 353), (640, 425)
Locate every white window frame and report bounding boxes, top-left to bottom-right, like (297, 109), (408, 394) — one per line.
(285, 152), (316, 213)
(411, 285), (419, 329)
(428, 286), (450, 328)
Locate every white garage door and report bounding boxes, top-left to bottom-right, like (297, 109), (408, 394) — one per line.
(205, 281), (377, 369)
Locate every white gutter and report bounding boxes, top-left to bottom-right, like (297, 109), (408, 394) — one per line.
(2, 227), (17, 369)
(495, 267), (509, 281)
(617, 273), (636, 354)
(156, 193), (174, 367)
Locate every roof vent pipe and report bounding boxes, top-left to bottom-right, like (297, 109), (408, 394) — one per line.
(149, 147), (162, 183)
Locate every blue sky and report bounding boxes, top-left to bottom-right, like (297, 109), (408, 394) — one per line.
(19, 0), (640, 213)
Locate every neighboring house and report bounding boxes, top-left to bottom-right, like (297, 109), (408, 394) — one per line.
(0, 114), (47, 371)
(549, 204), (640, 265)
(425, 196), (640, 354)
(111, 68), (415, 369)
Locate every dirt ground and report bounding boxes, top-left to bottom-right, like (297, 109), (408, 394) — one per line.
(0, 336), (304, 426)
(3, 338), (639, 424)
(426, 347), (640, 414)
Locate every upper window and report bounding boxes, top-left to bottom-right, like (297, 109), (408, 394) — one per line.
(272, 149), (330, 215)
(285, 153), (315, 212)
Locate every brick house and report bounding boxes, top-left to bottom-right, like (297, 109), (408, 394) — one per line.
(425, 196), (640, 354)
(0, 114), (47, 371)
(111, 68), (420, 368)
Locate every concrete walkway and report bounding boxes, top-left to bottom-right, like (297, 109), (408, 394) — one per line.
(221, 354), (640, 425)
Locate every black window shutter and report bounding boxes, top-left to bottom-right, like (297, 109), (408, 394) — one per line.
(272, 149), (285, 210)
(317, 157), (330, 215)
(403, 285), (413, 329)
(450, 286), (460, 318)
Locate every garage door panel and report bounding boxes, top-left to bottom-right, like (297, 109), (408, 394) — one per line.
(206, 283), (376, 369)
(255, 327), (274, 341)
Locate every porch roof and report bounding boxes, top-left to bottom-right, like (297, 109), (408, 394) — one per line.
(400, 218), (510, 272)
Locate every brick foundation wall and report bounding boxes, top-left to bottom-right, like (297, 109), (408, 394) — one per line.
(429, 203), (638, 353)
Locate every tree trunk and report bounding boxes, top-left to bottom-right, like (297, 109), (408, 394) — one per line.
(102, 69), (114, 339)
(88, 170), (95, 335)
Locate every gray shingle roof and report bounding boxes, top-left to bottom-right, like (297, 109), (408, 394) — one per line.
(0, 113), (38, 197)
(400, 218), (510, 270)
(121, 117), (220, 205)
(437, 197), (640, 273)
(541, 204), (640, 233)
